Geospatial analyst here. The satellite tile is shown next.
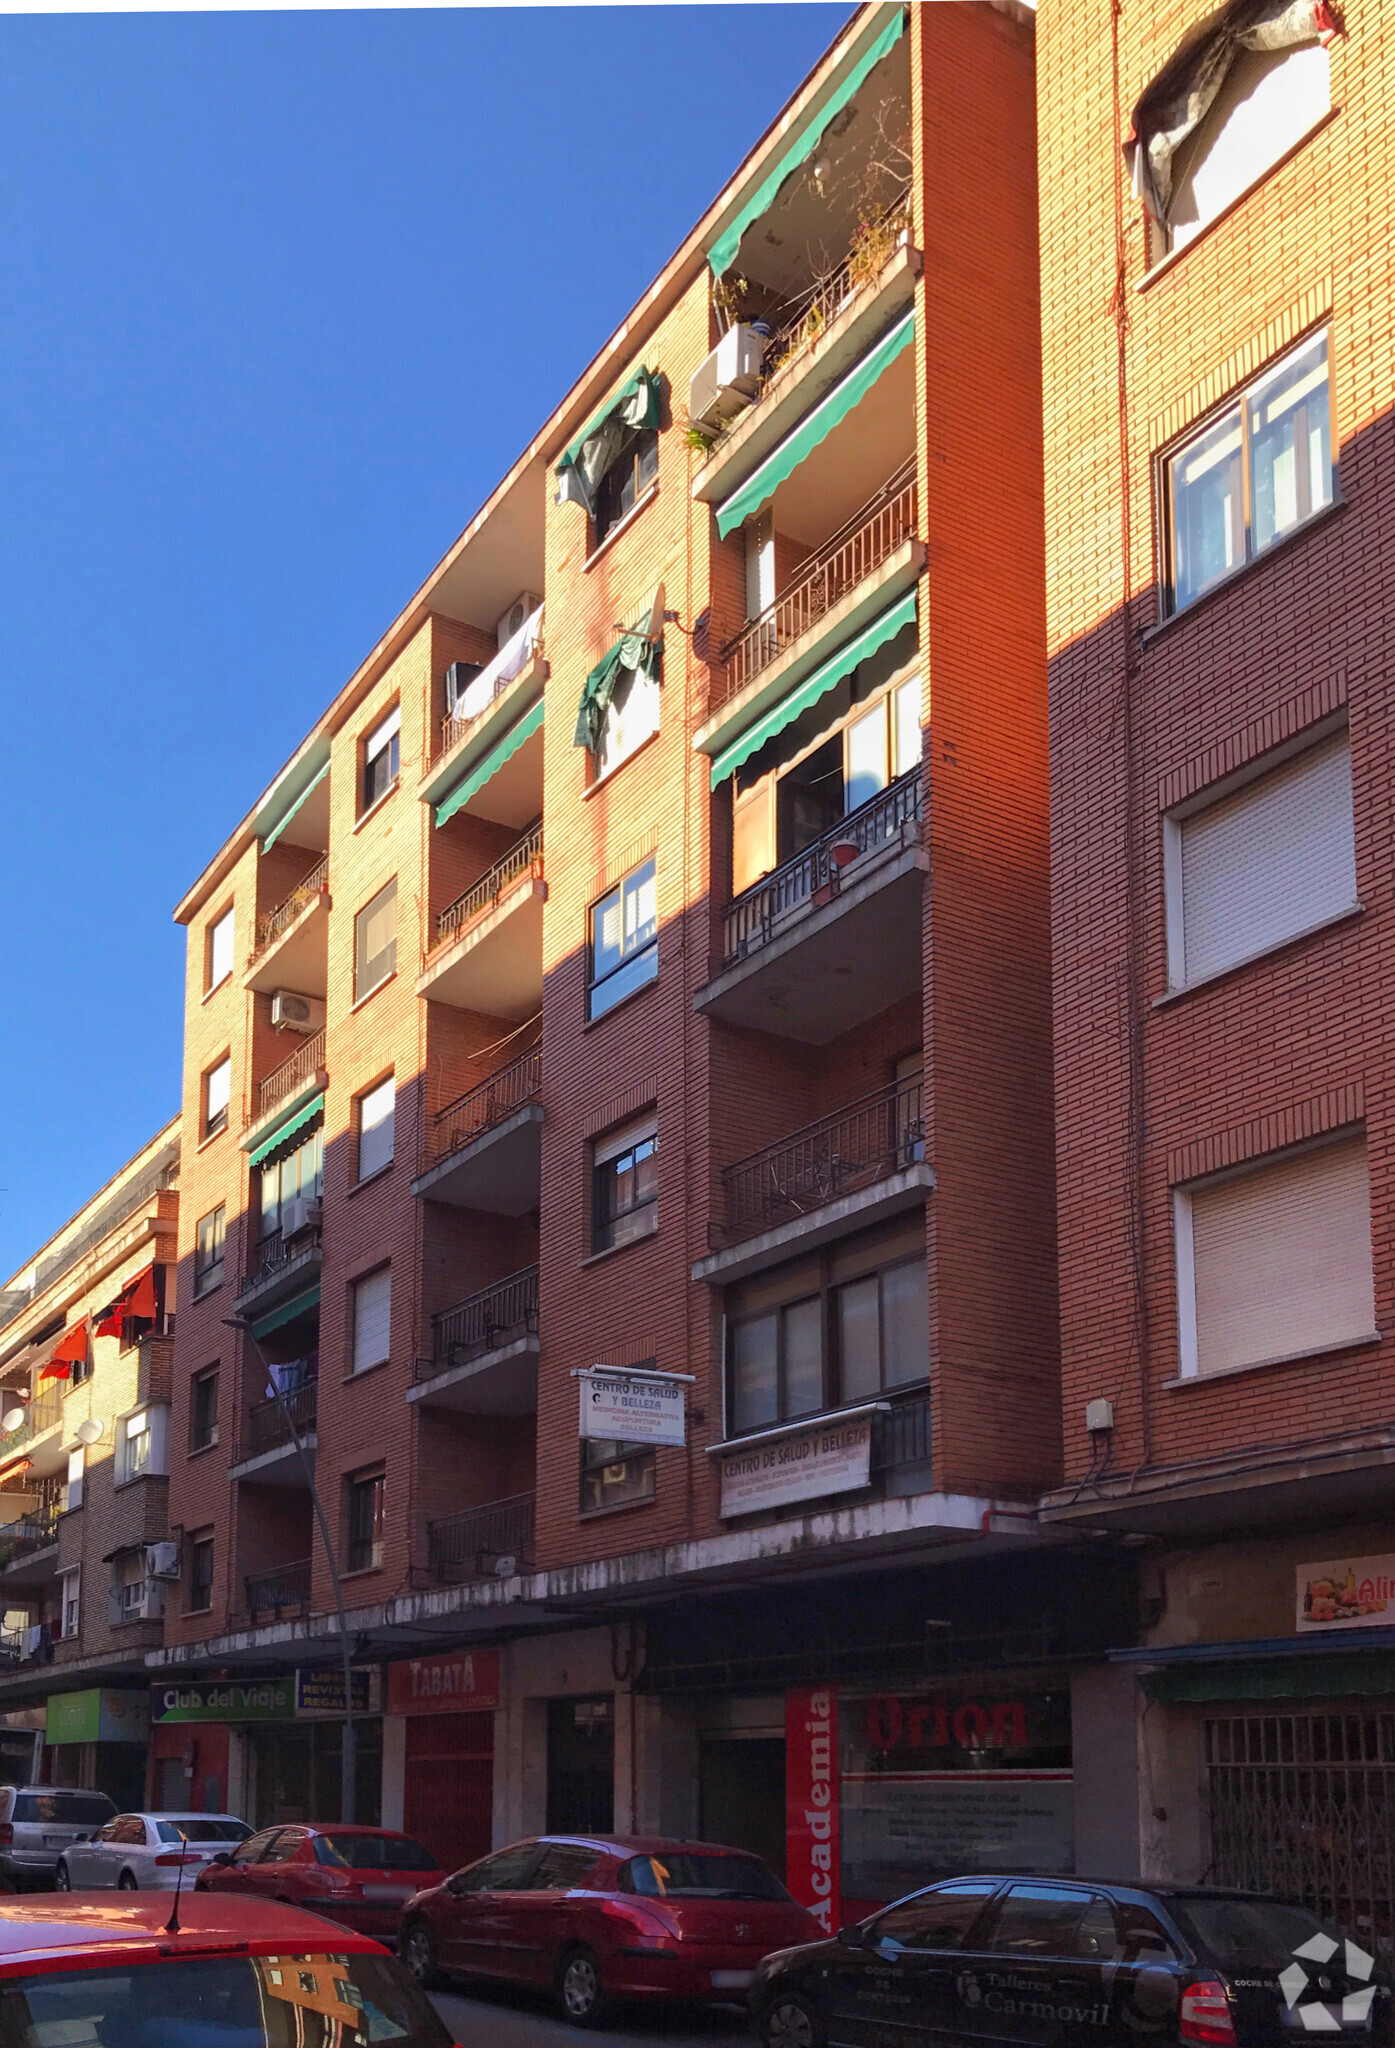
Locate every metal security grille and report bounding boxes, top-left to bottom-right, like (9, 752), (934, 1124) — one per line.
(1205, 1711), (1395, 1956)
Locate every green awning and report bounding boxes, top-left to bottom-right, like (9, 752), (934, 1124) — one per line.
(574, 635), (660, 753)
(248, 1092), (325, 1169)
(263, 759), (328, 853)
(715, 308), (916, 540)
(249, 1285), (321, 1341)
(556, 367), (661, 515)
(1142, 1652), (1395, 1705)
(435, 697), (545, 829)
(708, 10), (907, 279)
(710, 588), (918, 789)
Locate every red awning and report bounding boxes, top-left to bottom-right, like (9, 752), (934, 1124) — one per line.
(43, 1320), (89, 1377)
(0, 1456), (32, 1485)
(124, 1266), (157, 1320)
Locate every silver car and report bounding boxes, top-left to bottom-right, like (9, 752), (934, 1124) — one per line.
(57, 1811), (252, 1890)
(0, 1785), (116, 1889)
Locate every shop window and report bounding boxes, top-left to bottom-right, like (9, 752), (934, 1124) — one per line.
(191, 1367), (219, 1452)
(592, 1119), (658, 1252)
(354, 879), (398, 1001)
(361, 706), (400, 814)
(580, 1437), (655, 1515)
(347, 1470), (385, 1572)
(351, 1268), (391, 1373)
(206, 906), (235, 992)
(188, 1534), (214, 1614)
(588, 860), (657, 1020)
(194, 1206), (225, 1299)
(594, 428), (658, 547)
(356, 1076), (395, 1181)
(259, 1124), (324, 1240)
(203, 1055), (231, 1140)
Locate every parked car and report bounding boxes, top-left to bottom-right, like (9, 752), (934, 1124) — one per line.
(749, 1876), (1395, 2048)
(0, 1889), (458, 2047)
(0, 1783), (117, 1890)
(195, 1821), (441, 1945)
(56, 1810), (252, 1890)
(399, 1832), (820, 2025)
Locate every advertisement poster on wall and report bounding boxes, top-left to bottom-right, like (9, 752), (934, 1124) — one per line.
(786, 1687), (840, 1934)
(1297, 1555), (1395, 1631)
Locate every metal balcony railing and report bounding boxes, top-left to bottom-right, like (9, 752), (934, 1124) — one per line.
(236, 1229), (323, 1311)
(715, 1073), (926, 1247)
(252, 857), (328, 958)
(258, 1030), (325, 1120)
(722, 769), (922, 967)
(435, 625), (544, 765)
(240, 1376), (317, 1462)
(245, 1558), (312, 1616)
(418, 1266), (540, 1382)
(427, 1493), (535, 1583)
(872, 1391), (932, 1476)
(0, 1514), (60, 1568)
(428, 1047), (542, 1169)
(715, 466), (917, 711)
(0, 1384), (66, 1458)
(433, 821), (543, 952)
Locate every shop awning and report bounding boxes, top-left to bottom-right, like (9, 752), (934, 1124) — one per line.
(248, 1092), (324, 1170)
(248, 1285), (321, 1341)
(707, 8), (907, 279)
(555, 367), (661, 516)
(709, 588), (918, 789)
(574, 635), (660, 753)
(715, 308), (916, 540)
(262, 758), (329, 853)
(1112, 1626), (1395, 1703)
(436, 697), (545, 829)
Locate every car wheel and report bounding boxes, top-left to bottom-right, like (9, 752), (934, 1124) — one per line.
(53, 1862), (70, 1892)
(558, 1946), (607, 2028)
(117, 1871), (138, 1891)
(764, 1992), (824, 2048)
(402, 1921), (441, 1991)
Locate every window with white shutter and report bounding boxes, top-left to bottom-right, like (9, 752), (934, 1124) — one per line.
(1175, 1133), (1376, 1379)
(207, 908), (235, 991)
(1166, 730), (1356, 989)
(352, 1267), (392, 1372)
(357, 1077), (395, 1181)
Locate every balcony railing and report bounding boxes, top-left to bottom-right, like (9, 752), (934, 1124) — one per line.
(722, 769), (922, 967)
(715, 465), (917, 711)
(428, 1047), (542, 1170)
(418, 1266), (540, 1383)
(236, 1229), (323, 1310)
(245, 1558), (312, 1616)
(427, 1492), (535, 1583)
(0, 1384), (66, 1458)
(433, 822), (543, 952)
(240, 1376), (317, 1462)
(252, 857), (328, 958)
(0, 1514), (60, 1568)
(715, 1073), (926, 1247)
(258, 1030), (325, 1120)
(872, 1391), (932, 1476)
(434, 612), (544, 765)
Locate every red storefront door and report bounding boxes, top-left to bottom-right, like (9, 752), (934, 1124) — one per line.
(404, 1711), (494, 1875)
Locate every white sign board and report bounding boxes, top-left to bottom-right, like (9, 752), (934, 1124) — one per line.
(579, 1370), (686, 1448)
(840, 1771), (1074, 1894)
(1297, 1554), (1395, 1632)
(719, 1416), (872, 1518)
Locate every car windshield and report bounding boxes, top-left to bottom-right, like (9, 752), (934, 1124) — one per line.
(1171, 1897), (1343, 1968)
(315, 1834), (439, 1872)
(620, 1853), (790, 1901)
(0, 1952), (453, 2048)
(11, 1793), (114, 1826)
(154, 1820), (252, 1845)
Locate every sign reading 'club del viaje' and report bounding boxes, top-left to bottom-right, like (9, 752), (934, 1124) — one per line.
(578, 1367), (686, 1448)
(152, 1678), (295, 1724)
(719, 1415), (873, 1518)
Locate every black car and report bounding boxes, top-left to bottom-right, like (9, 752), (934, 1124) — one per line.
(750, 1877), (1392, 2048)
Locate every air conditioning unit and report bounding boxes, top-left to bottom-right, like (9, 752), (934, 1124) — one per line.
(281, 1196), (323, 1241)
(689, 324), (767, 433)
(444, 661), (482, 719)
(270, 992), (326, 1035)
(496, 592), (542, 650)
(145, 1542), (180, 1581)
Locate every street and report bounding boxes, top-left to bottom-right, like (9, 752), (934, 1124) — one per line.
(430, 1980), (753, 2048)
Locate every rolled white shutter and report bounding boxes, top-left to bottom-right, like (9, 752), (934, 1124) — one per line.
(358, 1079), (395, 1178)
(1190, 1135), (1375, 1375)
(1179, 732), (1355, 985)
(365, 706), (401, 762)
(353, 1268), (392, 1370)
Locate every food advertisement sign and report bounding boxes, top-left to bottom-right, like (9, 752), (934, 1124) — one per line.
(579, 1369), (686, 1448)
(719, 1417), (872, 1518)
(1297, 1554), (1395, 1632)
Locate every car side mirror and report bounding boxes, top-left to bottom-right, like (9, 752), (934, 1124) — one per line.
(836, 1924), (867, 1948)
(447, 1873), (471, 1897)
(208, 1851), (232, 1867)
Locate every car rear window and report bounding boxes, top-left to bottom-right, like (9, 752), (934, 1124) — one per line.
(315, 1832), (440, 1872)
(0, 1952), (452, 2048)
(154, 1819), (252, 1844)
(11, 1792), (115, 1825)
(1170, 1897), (1339, 1967)
(620, 1853), (790, 1901)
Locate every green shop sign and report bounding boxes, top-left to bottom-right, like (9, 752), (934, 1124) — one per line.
(46, 1689), (150, 1746)
(151, 1678), (294, 1725)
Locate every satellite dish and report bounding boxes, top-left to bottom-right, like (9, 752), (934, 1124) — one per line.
(1, 1409), (24, 1434)
(75, 1418), (103, 1446)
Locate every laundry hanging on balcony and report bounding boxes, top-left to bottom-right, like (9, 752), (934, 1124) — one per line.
(715, 308), (916, 540)
(248, 1092), (325, 1169)
(42, 1320), (89, 1380)
(436, 697), (545, 828)
(555, 367), (661, 515)
(573, 635), (661, 753)
(707, 7), (907, 279)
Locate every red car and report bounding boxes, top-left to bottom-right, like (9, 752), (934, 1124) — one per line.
(0, 1890), (456, 2047)
(400, 1832), (820, 2025)
(195, 1822), (442, 1945)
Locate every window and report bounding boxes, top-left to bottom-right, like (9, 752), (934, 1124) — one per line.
(872, 1883), (996, 1953)
(347, 1469), (385, 1572)
(191, 1368), (219, 1452)
(732, 1299), (823, 1434)
(846, 674), (923, 812)
(207, 907), (235, 992)
(203, 1056), (231, 1140)
(580, 1437), (655, 1515)
(113, 1550), (150, 1623)
(119, 1405), (167, 1483)
(836, 1259), (931, 1402)
(592, 1119), (658, 1252)
(532, 1844), (602, 1891)
(1165, 728), (1356, 990)
(594, 659), (661, 778)
(594, 426), (658, 546)
(1164, 330), (1332, 613)
(1175, 1133), (1376, 1378)
(259, 1124), (324, 1240)
(357, 1076), (395, 1181)
(188, 1534), (214, 1614)
(59, 1567), (80, 1639)
(194, 1206), (226, 1298)
(588, 860), (657, 1020)
(354, 879), (397, 1001)
(987, 1884), (1103, 1959)
(1167, 41), (1330, 253)
(351, 1267), (391, 1372)
(361, 705), (400, 813)
(65, 1449), (85, 1515)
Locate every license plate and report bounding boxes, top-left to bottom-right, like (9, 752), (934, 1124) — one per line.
(712, 1971), (755, 1989)
(363, 1885), (411, 1903)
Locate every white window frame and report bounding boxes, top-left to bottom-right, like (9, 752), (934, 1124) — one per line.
(362, 705), (401, 812)
(65, 1448), (85, 1515)
(204, 1057), (231, 1139)
(351, 1267), (392, 1374)
(354, 879), (398, 1001)
(118, 1403), (168, 1484)
(207, 907), (235, 991)
(357, 1076), (395, 1181)
(60, 1566), (80, 1640)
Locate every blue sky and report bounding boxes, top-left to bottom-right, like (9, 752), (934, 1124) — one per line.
(0, 2), (847, 1277)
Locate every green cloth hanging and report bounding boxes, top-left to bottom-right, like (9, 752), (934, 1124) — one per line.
(574, 635), (660, 753)
(436, 698), (545, 829)
(556, 368), (661, 515)
(248, 1092), (325, 1169)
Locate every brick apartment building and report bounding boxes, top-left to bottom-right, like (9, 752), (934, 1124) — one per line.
(1037, 0), (1395, 1924)
(147, 0), (1123, 1911)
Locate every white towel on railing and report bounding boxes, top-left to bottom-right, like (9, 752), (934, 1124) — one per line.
(457, 606), (543, 723)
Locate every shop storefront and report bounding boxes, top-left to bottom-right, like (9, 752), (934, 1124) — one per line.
(150, 1668), (382, 1825)
(386, 1647), (498, 1873)
(44, 1688), (149, 1808)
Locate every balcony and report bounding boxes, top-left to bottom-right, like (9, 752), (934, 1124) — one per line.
(697, 772), (926, 1042)
(0, 1383), (65, 1465)
(417, 822), (544, 1019)
(420, 617), (546, 815)
(234, 1227), (323, 1327)
(0, 1512), (61, 1589)
(694, 1073), (934, 1285)
(245, 1557), (312, 1620)
(409, 1266), (539, 1417)
(426, 1492), (534, 1584)
(244, 857), (329, 997)
(411, 1047), (542, 1213)
(230, 1375), (317, 1484)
